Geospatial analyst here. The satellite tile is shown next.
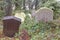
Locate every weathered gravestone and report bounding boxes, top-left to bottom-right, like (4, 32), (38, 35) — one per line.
(15, 12), (26, 22)
(19, 29), (30, 40)
(32, 7), (53, 22)
(3, 16), (21, 37)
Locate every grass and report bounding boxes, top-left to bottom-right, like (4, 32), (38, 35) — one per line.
(0, 26), (60, 40)
(0, 11), (60, 40)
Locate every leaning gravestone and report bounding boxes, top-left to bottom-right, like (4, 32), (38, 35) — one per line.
(32, 7), (53, 22)
(3, 16), (21, 37)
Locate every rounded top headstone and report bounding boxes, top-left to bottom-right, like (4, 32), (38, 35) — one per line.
(35, 7), (53, 22)
(15, 12), (26, 22)
(36, 7), (53, 14)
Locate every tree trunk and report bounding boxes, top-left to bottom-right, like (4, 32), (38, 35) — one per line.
(4, 0), (12, 16)
(35, 0), (39, 10)
(23, 0), (25, 9)
(15, 0), (19, 8)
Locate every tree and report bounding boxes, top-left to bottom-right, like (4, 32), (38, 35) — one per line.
(35, 0), (39, 10)
(23, 0), (25, 9)
(4, 0), (12, 16)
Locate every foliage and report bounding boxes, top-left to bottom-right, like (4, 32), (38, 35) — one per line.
(19, 14), (60, 40)
(0, 10), (4, 20)
(37, 0), (60, 19)
(43, 1), (60, 19)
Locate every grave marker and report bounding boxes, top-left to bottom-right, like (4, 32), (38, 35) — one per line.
(33, 7), (53, 22)
(3, 16), (21, 37)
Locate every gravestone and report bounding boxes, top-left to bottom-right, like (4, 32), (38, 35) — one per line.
(32, 7), (53, 22)
(19, 29), (30, 40)
(15, 12), (26, 22)
(3, 16), (21, 37)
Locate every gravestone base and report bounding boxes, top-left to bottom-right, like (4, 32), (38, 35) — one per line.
(3, 16), (21, 37)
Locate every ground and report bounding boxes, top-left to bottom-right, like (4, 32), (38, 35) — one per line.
(0, 24), (60, 40)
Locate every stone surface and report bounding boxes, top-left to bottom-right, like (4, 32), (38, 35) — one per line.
(3, 16), (21, 37)
(32, 7), (53, 22)
(15, 12), (26, 22)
